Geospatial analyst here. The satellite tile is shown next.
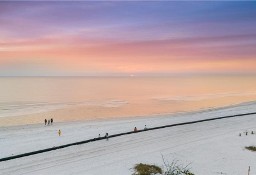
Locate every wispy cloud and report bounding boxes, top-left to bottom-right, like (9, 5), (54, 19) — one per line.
(0, 1), (256, 76)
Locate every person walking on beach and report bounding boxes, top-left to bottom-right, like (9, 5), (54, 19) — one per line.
(105, 133), (109, 140)
(44, 119), (47, 125)
(144, 125), (147, 130)
(58, 129), (61, 136)
(134, 127), (138, 132)
(48, 120), (50, 125)
(50, 118), (53, 125)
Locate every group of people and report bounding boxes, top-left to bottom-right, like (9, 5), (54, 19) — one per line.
(53, 124), (148, 138)
(44, 118), (54, 125)
(239, 130), (254, 136)
(134, 125), (147, 132)
(98, 133), (109, 139)
(97, 125), (148, 140)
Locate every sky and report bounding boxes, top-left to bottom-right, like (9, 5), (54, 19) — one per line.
(0, 1), (256, 76)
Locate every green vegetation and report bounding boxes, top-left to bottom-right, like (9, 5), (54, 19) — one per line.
(133, 163), (162, 175)
(245, 146), (256, 152)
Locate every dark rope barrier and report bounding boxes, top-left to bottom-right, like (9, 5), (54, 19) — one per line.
(1, 112), (256, 162)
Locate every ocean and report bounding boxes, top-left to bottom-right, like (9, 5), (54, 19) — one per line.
(1, 75), (256, 126)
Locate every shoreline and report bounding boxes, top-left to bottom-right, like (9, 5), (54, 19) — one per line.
(1, 100), (256, 128)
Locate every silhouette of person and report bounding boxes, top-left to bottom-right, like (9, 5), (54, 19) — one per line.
(134, 127), (138, 132)
(51, 118), (53, 125)
(105, 133), (109, 140)
(44, 119), (47, 125)
(144, 125), (147, 130)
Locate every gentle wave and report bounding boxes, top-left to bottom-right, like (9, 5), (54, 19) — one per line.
(153, 92), (256, 102)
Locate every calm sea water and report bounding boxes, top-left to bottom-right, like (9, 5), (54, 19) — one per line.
(1, 76), (256, 126)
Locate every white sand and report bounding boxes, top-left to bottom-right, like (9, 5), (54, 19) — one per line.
(0, 102), (256, 175)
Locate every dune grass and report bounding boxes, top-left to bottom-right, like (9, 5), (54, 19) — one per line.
(133, 163), (162, 175)
(133, 160), (195, 175)
(245, 146), (256, 152)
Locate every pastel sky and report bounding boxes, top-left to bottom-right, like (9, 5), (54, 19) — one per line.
(0, 1), (256, 76)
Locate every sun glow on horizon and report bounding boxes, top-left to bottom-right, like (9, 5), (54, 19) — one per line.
(0, 1), (256, 76)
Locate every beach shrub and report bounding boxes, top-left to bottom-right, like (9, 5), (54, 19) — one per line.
(245, 146), (256, 152)
(162, 157), (195, 175)
(133, 163), (163, 175)
(132, 159), (195, 175)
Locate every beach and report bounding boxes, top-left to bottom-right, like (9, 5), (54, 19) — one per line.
(1, 102), (256, 175)
(2, 1), (256, 175)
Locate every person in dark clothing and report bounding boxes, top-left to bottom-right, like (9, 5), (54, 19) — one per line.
(134, 127), (138, 132)
(50, 118), (53, 125)
(48, 120), (50, 125)
(44, 119), (47, 125)
(105, 133), (109, 140)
